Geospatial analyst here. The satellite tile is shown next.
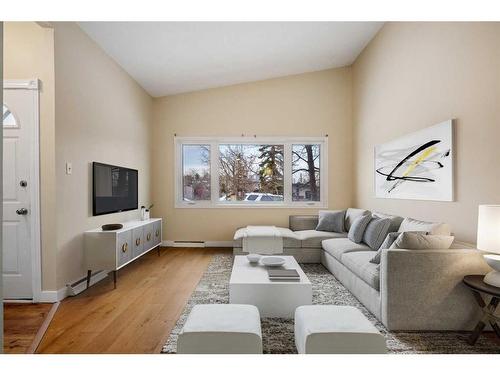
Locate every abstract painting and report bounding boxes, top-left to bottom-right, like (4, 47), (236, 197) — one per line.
(375, 120), (453, 201)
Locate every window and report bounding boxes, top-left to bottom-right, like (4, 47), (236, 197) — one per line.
(3, 104), (17, 128)
(219, 144), (284, 202)
(292, 144), (321, 202)
(182, 144), (211, 201)
(176, 137), (327, 208)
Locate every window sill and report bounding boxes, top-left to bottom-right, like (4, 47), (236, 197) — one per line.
(175, 202), (327, 209)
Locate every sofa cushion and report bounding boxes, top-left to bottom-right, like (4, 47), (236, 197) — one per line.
(398, 217), (451, 235)
(362, 217), (391, 250)
(341, 251), (381, 291)
(295, 230), (347, 248)
(289, 215), (318, 231)
(316, 210), (345, 233)
(348, 214), (372, 243)
(372, 212), (404, 233)
(345, 208), (371, 231)
(233, 227), (301, 248)
(390, 232), (455, 250)
(321, 237), (370, 261)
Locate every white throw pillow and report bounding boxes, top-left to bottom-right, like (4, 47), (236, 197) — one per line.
(398, 217), (451, 236)
(389, 232), (455, 250)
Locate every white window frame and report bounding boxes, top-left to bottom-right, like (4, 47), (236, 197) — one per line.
(174, 136), (328, 209)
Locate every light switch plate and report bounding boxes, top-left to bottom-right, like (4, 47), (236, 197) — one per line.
(66, 162), (72, 175)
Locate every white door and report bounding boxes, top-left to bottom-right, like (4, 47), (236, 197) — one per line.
(3, 84), (39, 299)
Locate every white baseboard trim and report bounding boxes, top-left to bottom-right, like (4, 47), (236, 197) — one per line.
(173, 241), (205, 247)
(39, 290), (60, 303)
(66, 270), (109, 297)
(39, 270), (109, 302)
(205, 241), (233, 247)
(162, 240), (233, 248)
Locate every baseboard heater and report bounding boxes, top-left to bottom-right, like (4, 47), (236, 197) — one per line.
(173, 240), (205, 248)
(65, 270), (108, 296)
(166, 240), (233, 248)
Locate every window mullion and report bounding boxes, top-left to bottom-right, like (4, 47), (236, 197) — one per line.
(175, 139), (182, 206)
(210, 141), (219, 207)
(284, 143), (292, 205)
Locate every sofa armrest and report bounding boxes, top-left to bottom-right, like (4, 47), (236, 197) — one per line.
(289, 215), (318, 231)
(380, 248), (491, 331)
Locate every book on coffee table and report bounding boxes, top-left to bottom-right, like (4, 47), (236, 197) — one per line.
(268, 269), (300, 281)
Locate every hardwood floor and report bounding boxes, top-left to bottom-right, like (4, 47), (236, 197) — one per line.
(3, 303), (54, 353)
(36, 247), (229, 353)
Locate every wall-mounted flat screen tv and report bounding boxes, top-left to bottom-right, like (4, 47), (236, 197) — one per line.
(93, 162), (138, 216)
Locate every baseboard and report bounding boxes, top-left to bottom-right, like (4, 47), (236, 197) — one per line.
(39, 290), (60, 303)
(66, 270), (109, 297)
(39, 270), (109, 302)
(161, 240), (233, 248)
(174, 241), (205, 247)
(205, 241), (233, 247)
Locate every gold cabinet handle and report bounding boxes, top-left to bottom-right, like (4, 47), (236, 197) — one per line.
(147, 233), (151, 241)
(121, 242), (128, 253)
(155, 229), (160, 237)
(135, 238), (141, 246)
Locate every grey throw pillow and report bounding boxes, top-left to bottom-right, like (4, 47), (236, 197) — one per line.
(362, 217), (392, 250)
(390, 232), (455, 250)
(347, 214), (372, 244)
(316, 210), (345, 233)
(372, 212), (404, 233)
(370, 231), (427, 264)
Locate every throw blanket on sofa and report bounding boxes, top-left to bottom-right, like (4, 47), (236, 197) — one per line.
(242, 226), (283, 254)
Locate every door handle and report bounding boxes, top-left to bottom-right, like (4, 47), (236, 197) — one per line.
(16, 208), (28, 215)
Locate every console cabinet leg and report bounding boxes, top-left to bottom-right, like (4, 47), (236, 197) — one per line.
(86, 270), (92, 289)
(113, 270), (117, 289)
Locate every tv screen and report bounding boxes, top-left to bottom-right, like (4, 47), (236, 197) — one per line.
(93, 162), (138, 216)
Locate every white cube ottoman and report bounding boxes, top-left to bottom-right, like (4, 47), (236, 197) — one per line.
(177, 304), (262, 354)
(295, 305), (387, 354)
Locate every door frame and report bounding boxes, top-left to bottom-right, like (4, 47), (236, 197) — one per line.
(4, 79), (42, 302)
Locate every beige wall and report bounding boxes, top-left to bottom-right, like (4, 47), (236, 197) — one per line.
(152, 68), (353, 241)
(53, 23), (153, 288)
(3, 22), (57, 290)
(353, 22), (500, 243)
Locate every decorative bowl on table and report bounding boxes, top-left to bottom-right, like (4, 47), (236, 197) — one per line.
(101, 223), (123, 231)
(260, 256), (286, 267)
(246, 254), (262, 263)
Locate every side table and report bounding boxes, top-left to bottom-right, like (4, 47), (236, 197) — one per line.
(462, 275), (500, 345)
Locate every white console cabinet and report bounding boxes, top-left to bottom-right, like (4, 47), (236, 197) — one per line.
(84, 218), (162, 288)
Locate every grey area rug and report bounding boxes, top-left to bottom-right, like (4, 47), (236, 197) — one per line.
(162, 254), (499, 354)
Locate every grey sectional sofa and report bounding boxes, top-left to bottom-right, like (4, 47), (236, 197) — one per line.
(233, 209), (367, 263)
(233, 208), (491, 331)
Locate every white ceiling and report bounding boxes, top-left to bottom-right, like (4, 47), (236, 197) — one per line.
(79, 22), (383, 97)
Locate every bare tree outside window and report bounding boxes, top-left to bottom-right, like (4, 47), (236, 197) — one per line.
(219, 144), (284, 202)
(292, 144), (320, 201)
(182, 145), (211, 201)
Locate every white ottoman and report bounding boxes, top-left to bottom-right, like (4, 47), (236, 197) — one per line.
(294, 305), (387, 354)
(177, 304), (262, 354)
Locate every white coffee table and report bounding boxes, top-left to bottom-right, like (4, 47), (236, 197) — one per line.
(229, 255), (312, 318)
